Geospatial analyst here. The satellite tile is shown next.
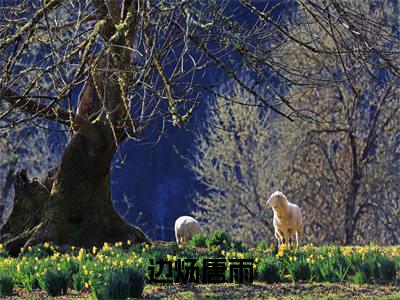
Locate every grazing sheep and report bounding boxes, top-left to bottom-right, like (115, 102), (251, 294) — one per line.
(266, 191), (303, 247)
(174, 216), (201, 245)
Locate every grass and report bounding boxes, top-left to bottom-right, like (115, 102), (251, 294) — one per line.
(0, 232), (398, 298)
(142, 282), (400, 299)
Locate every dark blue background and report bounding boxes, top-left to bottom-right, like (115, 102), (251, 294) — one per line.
(109, 0), (289, 242)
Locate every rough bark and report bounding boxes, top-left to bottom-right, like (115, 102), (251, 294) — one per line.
(344, 132), (362, 245)
(0, 127), (149, 255)
(0, 1), (149, 255)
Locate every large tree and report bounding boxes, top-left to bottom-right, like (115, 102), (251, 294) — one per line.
(190, 81), (274, 245)
(191, 0), (400, 246)
(272, 0), (400, 245)
(0, 0), (398, 253)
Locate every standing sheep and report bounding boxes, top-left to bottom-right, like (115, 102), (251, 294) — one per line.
(174, 216), (201, 245)
(266, 191), (303, 247)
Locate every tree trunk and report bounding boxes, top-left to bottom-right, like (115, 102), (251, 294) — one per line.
(0, 126), (149, 255)
(344, 133), (362, 245)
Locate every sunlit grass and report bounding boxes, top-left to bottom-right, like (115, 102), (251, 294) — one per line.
(0, 235), (398, 298)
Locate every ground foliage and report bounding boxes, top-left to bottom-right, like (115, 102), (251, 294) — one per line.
(0, 230), (398, 298)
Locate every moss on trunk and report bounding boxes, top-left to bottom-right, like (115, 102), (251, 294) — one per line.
(0, 127), (149, 255)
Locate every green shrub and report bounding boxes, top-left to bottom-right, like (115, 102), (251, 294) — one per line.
(72, 271), (86, 292)
(351, 270), (368, 284)
(394, 256), (400, 272)
(91, 267), (145, 300)
(346, 251), (396, 283)
(257, 240), (267, 251)
(126, 267), (145, 297)
(0, 275), (13, 296)
(231, 239), (247, 252)
(15, 259), (39, 292)
(206, 229), (232, 250)
(37, 269), (70, 297)
(190, 233), (208, 248)
(205, 229), (247, 251)
(312, 254), (350, 282)
(286, 257), (311, 282)
(257, 257), (281, 283)
(362, 253), (380, 280)
(378, 256), (396, 282)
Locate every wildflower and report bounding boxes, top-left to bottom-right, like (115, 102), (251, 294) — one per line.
(78, 248), (85, 262)
(103, 242), (110, 251)
(328, 252), (333, 258)
(127, 240), (132, 246)
(84, 282), (89, 288)
(0, 244), (3, 251)
(44, 242), (50, 248)
(276, 245), (286, 258)
(92, 246), (97, 255)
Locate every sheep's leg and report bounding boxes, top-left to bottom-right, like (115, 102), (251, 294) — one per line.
(275, 230), (283, 247)
(184, 232), (191, 244)
(275, 231), (280, 247)
(277, 229), (287, 246)
(287, 229), (294, 248)
(176, 232), (183, 245)
(296, 226), (302, 248)
(284, 231), (291, 247)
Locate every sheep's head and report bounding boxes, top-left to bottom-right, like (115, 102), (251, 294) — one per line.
(266, 191), (288, 208)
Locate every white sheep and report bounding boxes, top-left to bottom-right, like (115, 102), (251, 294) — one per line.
(174, 216), (201, 245)
(266, 191), (303, 247)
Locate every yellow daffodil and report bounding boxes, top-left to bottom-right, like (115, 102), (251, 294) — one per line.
(103, 242), (111, 251)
